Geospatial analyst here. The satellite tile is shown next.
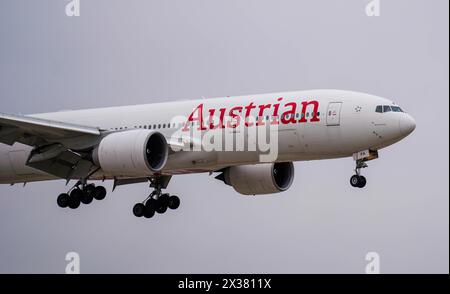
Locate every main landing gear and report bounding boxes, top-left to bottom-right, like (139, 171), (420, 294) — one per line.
(57, 180), (107, 209)
(132, 176), (180, 219)
(350, 159), (367, 188)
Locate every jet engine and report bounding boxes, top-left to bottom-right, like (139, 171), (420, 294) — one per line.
(93, 130), (168, 177)
(215, 162), (294, 195)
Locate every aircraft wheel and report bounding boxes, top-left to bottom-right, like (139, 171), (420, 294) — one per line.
(160, 194), (170, 206)
(144, 206), (155, 218)
(68, 197), (81, 209)
(133, 203), (145, 217)
(146, 198), (157, 209)
(80, 190), (94, 204)
(168, 195), (180, 210)
(94, 186), (107, 200)
(84, 184), (96, 196)
(350, 175), (360, 187)
(57, 193), (70, 208)
(70, 188), (83, 200)
(358, 176), (367, 188)
(155, 198), (168, 214)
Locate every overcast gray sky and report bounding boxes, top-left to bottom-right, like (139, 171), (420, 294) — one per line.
(0, 0), (448, 273)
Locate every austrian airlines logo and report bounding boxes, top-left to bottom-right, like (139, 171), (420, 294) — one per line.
(182, 97), (320, 131)
(169, 97), (320, 162)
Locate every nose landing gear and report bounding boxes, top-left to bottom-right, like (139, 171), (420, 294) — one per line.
(350, 174), (366, 188)
(350, 150), (379, 189)
(350, 159), (368, 188)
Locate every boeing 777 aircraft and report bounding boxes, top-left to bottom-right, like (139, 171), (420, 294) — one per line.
(0, 90), (416, 219)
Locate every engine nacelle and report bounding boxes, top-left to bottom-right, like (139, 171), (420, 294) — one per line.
(93, 130), (168, 177)
(216, 162), (294, 195)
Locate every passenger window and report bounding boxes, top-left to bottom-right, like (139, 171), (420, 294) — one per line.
(376, 105), (383, 113)
(383, 105), (392, 112)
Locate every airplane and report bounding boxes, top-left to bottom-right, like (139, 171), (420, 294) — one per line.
(0, 90), (416, 219)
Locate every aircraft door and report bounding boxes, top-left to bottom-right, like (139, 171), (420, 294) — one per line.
(326, 102), (343, 126)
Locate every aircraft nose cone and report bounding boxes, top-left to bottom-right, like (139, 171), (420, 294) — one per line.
(399, 114), (416, 136)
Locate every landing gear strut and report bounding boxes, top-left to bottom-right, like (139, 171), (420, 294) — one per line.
(57, 179), (107, 209)
(133, 176), (180, 219)
(350, 159), (367, 188)
(350, 150), (379, 189)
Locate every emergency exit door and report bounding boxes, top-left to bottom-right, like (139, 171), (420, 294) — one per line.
(326, 102), (342, 126)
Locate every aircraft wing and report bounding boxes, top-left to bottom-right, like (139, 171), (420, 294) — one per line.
(0, 112), (103, 180)
(0, 112), (183, 181)
(0, 112), (101, 146)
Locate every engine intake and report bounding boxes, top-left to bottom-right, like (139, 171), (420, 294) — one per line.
(93, 130), (168, 177)
(216, 162), (294, 195)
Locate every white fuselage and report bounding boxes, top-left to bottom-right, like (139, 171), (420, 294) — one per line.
(0, 90), (416, 184)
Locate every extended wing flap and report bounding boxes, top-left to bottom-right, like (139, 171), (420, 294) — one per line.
(27, 149), (95, 180)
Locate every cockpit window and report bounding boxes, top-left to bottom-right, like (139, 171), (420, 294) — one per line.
(376, 105), (405, 113)
(391, 106), (404, 112)
(383, 105), (392, 112)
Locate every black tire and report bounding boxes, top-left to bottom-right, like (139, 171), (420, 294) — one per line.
(146, 198), (157, 209)
(144, 206), (155, 218)
(68, 197), (81, 209)
(133, 203), (145, 217)
(57, 193), (70, 208)
(168, 195), (180, 210)
(94, 186), (107, 200)
(350, 175), (360, 187)
(70, 188), (83, 200)
(358, 176), (367, 188)
(160, 194), (170, 206)
(155, 199), (168, 214)
(84, 184), (96, 197)
(80, 191), (94, 204)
